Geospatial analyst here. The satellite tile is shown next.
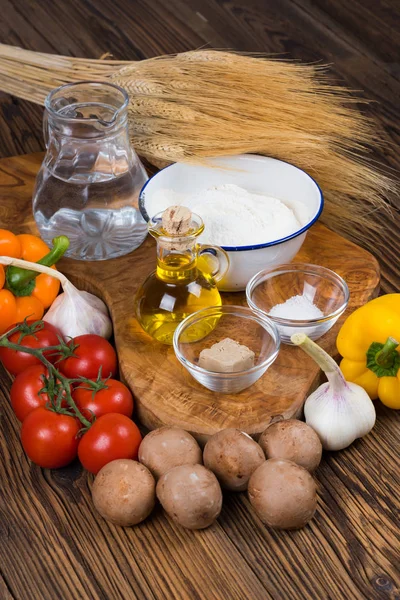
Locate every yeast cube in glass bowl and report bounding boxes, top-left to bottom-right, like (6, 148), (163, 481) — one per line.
(173, 305), (280, 394)
(246, 263), (349, 345)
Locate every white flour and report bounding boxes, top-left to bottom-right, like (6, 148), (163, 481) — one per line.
(269, 294), (324, 340)
(269, 295), (324, 320)
(150, 184), (306, 246)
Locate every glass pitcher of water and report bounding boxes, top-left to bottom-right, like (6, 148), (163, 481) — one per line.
(33, 82), (149, 260)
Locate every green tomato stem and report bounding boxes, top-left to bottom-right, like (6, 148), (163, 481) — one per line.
(74, 368), (110, 399)
(0, 334), (91, 428)
(0, 323), (26, 340)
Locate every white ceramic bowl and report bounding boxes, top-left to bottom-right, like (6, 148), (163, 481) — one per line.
(139, 154), (323, 291)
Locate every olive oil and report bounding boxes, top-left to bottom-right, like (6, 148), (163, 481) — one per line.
(134, 208), (227, 345)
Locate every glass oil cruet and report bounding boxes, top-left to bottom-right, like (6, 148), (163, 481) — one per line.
(135, 206), (229, 345)
(33, 82), (149, 261)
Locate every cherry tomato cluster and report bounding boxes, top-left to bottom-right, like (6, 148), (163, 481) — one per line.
(0, 321), (142, 474)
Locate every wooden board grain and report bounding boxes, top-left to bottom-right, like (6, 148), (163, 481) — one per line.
(0, 152), (380, 441)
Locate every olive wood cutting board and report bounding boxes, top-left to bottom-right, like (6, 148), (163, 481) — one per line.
(0, 153), (380, 441)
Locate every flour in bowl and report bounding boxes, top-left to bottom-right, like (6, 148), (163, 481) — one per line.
(150, 184), (305, 246)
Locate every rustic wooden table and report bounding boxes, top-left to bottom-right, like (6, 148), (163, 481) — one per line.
(0, 1), (399, 599)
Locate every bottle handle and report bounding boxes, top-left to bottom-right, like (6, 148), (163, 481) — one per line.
(198, 244), (229, 283)
(42, 111), (49, 149)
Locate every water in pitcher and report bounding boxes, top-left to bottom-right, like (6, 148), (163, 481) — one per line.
(34, 163), (148, 261)
(33, 82), (148, 261)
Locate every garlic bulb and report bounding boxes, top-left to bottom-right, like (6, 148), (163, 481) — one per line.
(0, 256), (112, 339)
(291, 333), (376, 451)
(44, 279), (112, 339)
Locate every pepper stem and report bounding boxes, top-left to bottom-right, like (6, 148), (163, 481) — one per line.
(375, 337), (399, 367)
(367, 337), (400, 378)
(5, 235), (70, 296)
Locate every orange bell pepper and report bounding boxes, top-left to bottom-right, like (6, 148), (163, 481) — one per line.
(17, 234), (61, 309)
(0, 290), (17, 333)
(0, 230), (21, 258)
(0, 230), (69, 334)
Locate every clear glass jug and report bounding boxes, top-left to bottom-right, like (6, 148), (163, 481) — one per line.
(33, 82), (149, 260)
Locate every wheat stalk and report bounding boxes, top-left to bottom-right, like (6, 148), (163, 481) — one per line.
(0, 43), (396, 244)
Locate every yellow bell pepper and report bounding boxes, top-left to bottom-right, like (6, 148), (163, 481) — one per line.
(337, 294), (400, 409)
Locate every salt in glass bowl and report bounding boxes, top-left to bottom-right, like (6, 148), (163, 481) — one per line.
(173, 305), (280, 394)
(246, 263), (349, 345)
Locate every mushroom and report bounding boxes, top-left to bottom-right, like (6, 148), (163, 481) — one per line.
(248, 458), (317, 530)
(138, 427), (203, 479)
(203, 428), (265, 491)
(156, 464), (223, 529)
(258, 419), (322, 472)
(92, 459), (156, 526)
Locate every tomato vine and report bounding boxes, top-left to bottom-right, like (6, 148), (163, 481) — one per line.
(0, 319), (92, 429)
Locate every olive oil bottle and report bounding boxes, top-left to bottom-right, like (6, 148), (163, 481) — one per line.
(135, 206), (229, 345)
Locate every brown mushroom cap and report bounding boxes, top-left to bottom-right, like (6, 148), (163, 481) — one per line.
(156, 464), (223, 530)
(92, 459), (156, 527)
(248, 458), (317, 530)
(258, 420), (322, 472)
(138, 427), (203, 479)
(203, 428), (265, 491)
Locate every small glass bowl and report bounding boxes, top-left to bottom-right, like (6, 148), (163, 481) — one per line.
(246, 263), (349, 345)
(173, 305), (280, 394)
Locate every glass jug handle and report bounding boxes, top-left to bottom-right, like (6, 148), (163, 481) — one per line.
(198, 244), (229, 283)
(42, 111), (49, 149)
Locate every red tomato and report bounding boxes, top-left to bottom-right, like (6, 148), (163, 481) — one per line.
(21, 407), (80, 469)
(73, 379), (134, 420)
(0, 321), (62, 375)
(60, 335), (117, 380)
(10, 364), (69, 422)
(78, 413), (142, 474)
(11, 365), (50, 422)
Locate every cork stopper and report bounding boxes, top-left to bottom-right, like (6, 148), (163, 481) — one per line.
(162, 205), (192, 235)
